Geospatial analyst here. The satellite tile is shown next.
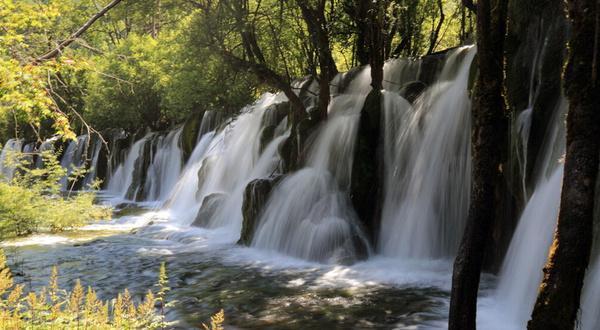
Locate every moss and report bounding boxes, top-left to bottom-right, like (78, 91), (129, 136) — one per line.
(181, 111), (205, 162)
(238, 176), (282, 246)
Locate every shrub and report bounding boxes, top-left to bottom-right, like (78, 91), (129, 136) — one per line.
(0, 149), (111, 239)
(0, 250), (225, 329)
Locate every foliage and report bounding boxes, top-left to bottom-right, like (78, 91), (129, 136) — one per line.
(0, 250), (225, 329)
(0, 0), (96, 141)
(2, 0), (468, 141)
(0, 150), (111, 239)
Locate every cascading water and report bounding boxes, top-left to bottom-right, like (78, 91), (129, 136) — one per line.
(0, 138), (23, 181)
(490, 93), (567, 327)
(106, 133), (152, 199)
(165, 92), (288, 232)
(59, 135), (90, 191)
(35, 136), (59, 168)
(143, 128), (184, 201)
(81, 137), (103, 189)
(251, 69), (372, 263)
(379, 46), (475, 259)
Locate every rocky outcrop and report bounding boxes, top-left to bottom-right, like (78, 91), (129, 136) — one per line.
(192, 193), (227, 227)
(399, 81), (426, 104)
(181, 111), (205, 162)
(260, 102), (290, 153)
(350, 89), (383, 242)
(238, 176), (282, 246)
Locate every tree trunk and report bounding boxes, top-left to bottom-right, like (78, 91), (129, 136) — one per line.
(297, 0), (338, 121)
(527, 1), (600, 328)
(448, 0), (508, 329)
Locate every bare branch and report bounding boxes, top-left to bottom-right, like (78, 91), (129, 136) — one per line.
(36, 0), (123, 62)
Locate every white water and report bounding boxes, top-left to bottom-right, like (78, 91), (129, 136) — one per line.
(35, 136), (59, 168)
(252, 70), (371, 263)
(81, 137), (103, 188)
(379, 47), (475, 259)
(491, 166), (563, 327)
(106, 133), (152, 199)
(164, 93), (288, 232)
(59, 135), (90, 191)
(143, 128), (184, 201)
(0, 138), (23, 181)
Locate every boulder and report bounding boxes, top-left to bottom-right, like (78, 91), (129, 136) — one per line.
(192, 193), (227, 227)
(238, 176), (282, 246)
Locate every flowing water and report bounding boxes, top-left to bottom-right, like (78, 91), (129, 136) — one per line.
(2, 45), (600, 329)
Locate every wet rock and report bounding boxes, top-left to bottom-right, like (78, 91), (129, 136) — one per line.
(260, 102), (290, 153)
(399, 81), (427, 104)
(350, 89), (383, 243)
(181, 111), (205, 162)
(192, 193), (227, 227)
(238, 176), (282, 246)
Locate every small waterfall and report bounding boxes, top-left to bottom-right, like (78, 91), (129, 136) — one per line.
(493, 166), (563, 326)
(492, 95), (567, 327)
(22, 142), (36, 169)
(0, 139), (23, 181)
(35, 137), (59, 168)
(143, 128), (184, 201)
(252, 71), (371, 263)
(81, 136), (103, 189)
(59, 135), (90, 191)
(107, 134), (152, 199)
(165, 93), (287, 229)
(379, 46), (475, 259)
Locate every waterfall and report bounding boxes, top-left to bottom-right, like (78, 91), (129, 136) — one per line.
(0, 139), (23, 181)
(143, 128), (184, 201)
(379, 46), (475, 259)
(35, 136), (59, 168)
(493, 166), (563, 326)
(106, 133), (152, 199)
(164, 92), (288, 229)
(492, 93), (567, 326)
(251, 70), (372, 263)
(59, 135), (90, 191)
(81, 136), (103, 189)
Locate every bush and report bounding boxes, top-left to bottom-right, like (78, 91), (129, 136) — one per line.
(0, 149), (111, 239)
(0, 250), (225, 329)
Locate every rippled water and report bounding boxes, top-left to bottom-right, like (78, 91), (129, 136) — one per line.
(3, 202), (466, 329)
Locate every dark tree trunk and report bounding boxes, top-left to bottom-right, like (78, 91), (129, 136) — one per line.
(448, 0), (508, 329)
(350, 0), (387, 241)
(297, 0), (338, 121)
(527, 1), (600, 328)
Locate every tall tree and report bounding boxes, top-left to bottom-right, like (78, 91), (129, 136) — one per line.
(448, 0), (509, 328)
(296, 0), (338, 121)
(527, 0), (600, 328)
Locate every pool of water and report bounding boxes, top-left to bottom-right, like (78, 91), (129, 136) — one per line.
(2, 199), (502, 329)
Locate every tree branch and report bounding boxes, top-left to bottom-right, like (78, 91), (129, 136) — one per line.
(463, 0), (477, 12)
(36, 0), (123, 62)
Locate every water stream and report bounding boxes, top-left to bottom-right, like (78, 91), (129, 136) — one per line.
(2, 45), (599, 329)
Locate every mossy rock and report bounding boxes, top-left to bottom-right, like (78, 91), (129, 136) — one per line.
(238, 176), (282, 246)
(399, 81), (427, 104)
(181, 111), (205, 162)
(192, 193), (227, 227)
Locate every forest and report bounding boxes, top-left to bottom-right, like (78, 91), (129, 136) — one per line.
(0, 0), (598, 329)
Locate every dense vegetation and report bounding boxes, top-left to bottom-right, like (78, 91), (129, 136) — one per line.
(0, 0), (470, 141)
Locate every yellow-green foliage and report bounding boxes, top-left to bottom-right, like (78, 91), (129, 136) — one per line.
(0, 250), (225, 329)
(0, 150), (111, 239)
